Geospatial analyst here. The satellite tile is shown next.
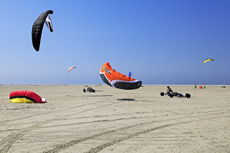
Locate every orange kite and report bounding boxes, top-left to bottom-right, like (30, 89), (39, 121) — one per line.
(100, 62), (142, 90)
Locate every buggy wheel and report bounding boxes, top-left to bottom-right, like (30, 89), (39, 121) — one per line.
(83, 89), (86, 92)
(173, 92), (178, 96)
(160, 92), (164, 96)
(169, 94), (174, 98)
(185, 93), (191, 98)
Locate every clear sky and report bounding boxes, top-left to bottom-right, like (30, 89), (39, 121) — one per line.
(1, 0), (230, 85)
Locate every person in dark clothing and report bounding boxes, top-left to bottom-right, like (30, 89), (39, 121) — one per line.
(166, 86), (173, 95)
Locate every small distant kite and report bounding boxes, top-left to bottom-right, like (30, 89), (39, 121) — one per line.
(203, 58), (214, 65)
(100, 62), (142, 90)
(10, 90), (46, 103)
(68, 66), (76, 73)
(32, 10), (54, 51)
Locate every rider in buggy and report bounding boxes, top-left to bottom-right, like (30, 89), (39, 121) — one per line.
(166, 86), (173, 95)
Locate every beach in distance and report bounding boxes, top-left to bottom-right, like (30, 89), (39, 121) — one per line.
(0, 85), (230, 153)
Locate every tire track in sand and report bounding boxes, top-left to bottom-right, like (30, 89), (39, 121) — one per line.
(0, 96), (116, 153)
(46, 107), (224, 153)
(0, 97), (112, 125)
(0, 120), (51, 153)
(86, 114), (230, 153)
(42, 90), (230, 153)
(44, 119), (195, 153)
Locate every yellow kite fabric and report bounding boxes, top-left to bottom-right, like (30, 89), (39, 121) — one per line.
(10, 98), (34, 103)
(203, 58), (214, 65)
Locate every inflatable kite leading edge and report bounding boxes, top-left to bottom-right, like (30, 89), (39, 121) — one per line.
(32, 10), (54, 51)
(203, 58), (214, 65)
(68, 66), (76, 73)
(10, 90), (47, 103)
(100, 62), (142, 90)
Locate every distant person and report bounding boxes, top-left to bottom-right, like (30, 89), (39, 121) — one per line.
(204, 84), (206, 89)
(195, 84), (197, 89)
(166, 86), (173, 95)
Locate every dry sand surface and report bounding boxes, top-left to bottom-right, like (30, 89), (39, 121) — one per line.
(0, 85), (230, 153)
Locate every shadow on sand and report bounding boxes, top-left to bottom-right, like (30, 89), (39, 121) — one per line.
(66, 95), (113, 97)
(83, 95), (113, 97)
(117, 98), (135, 101)
(94, 90), (103, 92)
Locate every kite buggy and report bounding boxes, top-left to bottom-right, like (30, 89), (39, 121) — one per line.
(160, 86), (191, 98)
(83, 87), (95, 93)
(160, 92), (191, 98)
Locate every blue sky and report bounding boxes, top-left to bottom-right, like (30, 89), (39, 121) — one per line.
(1, 0), (230, 85)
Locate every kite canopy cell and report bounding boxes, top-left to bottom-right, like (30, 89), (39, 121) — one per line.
(9, 90), (46, 103)
(32, 10), (54, 51)
(203, 58), (214, 65)
(100, 62), (142, 90)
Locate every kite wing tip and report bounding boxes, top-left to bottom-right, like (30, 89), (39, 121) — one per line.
(42, 98), (47, 103)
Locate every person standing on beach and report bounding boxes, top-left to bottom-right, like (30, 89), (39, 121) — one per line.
(195, 84), (197, 89)
(204, 84), (206, 89)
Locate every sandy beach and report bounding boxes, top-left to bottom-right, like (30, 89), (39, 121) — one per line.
(0, 85), (230, 153)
